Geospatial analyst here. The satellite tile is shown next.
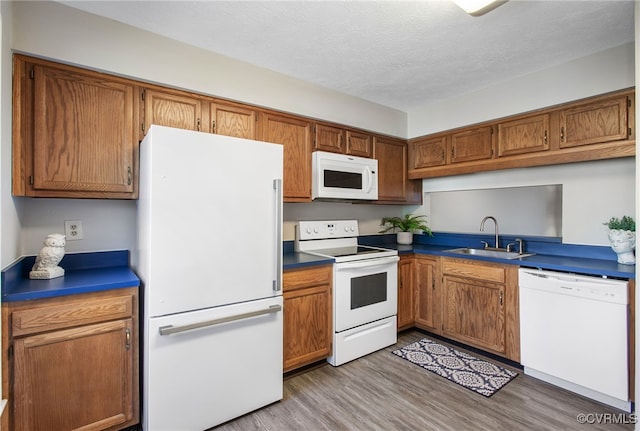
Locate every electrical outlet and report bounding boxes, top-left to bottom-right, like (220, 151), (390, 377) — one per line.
(64, 220), (84, 240)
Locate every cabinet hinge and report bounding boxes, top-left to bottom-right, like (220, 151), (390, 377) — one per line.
(629, 127), (632, 136)
(141, 89), (145, 101)
(29, 175), (34, 185)
(7, 344), (12, 359)
(628, 98), (632, 107)
(29, 68), (35, 79)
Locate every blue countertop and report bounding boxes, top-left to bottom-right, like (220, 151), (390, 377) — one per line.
(285, 232), (636, 279)
(1, 250), (140, 302)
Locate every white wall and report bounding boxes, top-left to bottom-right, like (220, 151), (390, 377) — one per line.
(408, 43), (635, 137)
(408, 42), (635, 247)
(1, 2), (21, 268)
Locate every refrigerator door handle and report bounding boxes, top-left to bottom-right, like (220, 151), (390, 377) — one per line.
(158, 304), (282, 336)
(273, 178), (283, 292)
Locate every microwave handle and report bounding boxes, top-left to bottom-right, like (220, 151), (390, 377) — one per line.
(365, 166), (374, 193)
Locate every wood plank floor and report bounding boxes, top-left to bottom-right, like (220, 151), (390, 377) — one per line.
(213, 330), (635, 431)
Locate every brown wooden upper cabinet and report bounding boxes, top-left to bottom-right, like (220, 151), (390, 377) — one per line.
(374, 136), (421, 204)
(409, 135), (447, 169)
(209, 101), (257, 139)
(142, 89), (203, 134)
(12, 55), (139, 199)
(559, 93), (631, 149)
(313, 123), (344, 153)
(451, 125), (494, 163)
(497, 113), (549, 157)
(345, 130), (373, 158)
(313, 123), (373, 158)
(261, 113), (313, 202)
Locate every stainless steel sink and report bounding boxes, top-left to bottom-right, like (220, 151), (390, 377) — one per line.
(444, 248), (535, 260)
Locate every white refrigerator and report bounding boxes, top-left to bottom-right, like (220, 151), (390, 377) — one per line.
(135, 125), (284, 431)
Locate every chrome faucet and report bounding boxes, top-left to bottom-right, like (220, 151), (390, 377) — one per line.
(480, 216), (499, 249)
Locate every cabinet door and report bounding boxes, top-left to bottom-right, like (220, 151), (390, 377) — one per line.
(143, 89), (202, 132)
(346, 130), (373, 158)
(31, 64), (136, 195)
(451, 126), (494, 163)
(414, 256), (439, 332)
(13, 319), (134, 431)
(374, 137), (407, 202)
(261, 113), (312, 202)
(397, 256), (415, 330)
(408, 135), (447, 169)
(314, 123), (344, 153)
(209, 102), (257, 139)
(283, 285), (332, 372)
(442, 275), (506, 353)
(497, 114), (549, 157)
(560, 95), (630, 148)
(283, 265), (332, 372)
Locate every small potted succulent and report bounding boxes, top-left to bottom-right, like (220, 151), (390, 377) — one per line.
(603, 215), (636, 265)
(380, 214), (433, 245)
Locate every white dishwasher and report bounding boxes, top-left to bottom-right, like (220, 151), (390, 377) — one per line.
(519, 268), (630, 412)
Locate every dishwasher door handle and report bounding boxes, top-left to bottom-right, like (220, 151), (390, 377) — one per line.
(158, 304), (282, 336)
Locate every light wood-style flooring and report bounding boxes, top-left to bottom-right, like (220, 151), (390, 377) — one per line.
(213, 330), (635, 431)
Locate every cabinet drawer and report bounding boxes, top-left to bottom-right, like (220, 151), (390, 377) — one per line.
(12, 294), (134, 337)
(283, 265), (332, 292)
(441, 259), (505, 283)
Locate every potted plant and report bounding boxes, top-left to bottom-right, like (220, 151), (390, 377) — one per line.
(603, 215), (636, 265)
(380, 214), (433, 245)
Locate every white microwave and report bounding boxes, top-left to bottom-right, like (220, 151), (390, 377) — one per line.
(312, 151), (378, 201)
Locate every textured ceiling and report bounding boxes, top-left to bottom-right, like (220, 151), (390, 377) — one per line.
(58, 0), (634, 112)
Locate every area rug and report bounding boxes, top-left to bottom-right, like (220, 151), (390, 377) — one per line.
(391, 338), (518, 397)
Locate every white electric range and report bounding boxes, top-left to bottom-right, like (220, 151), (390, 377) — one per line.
(295, 220), (399, 366)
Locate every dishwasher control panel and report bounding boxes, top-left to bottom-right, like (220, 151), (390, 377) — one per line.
(519, 268), (628, 304)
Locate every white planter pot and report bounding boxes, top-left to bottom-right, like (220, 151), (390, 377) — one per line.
(397, 232), (413, 245)
(608, 229), (636, 265)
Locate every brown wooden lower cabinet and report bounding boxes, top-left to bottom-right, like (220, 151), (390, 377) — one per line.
(398, 254), (520, 362)
(283, 264), (333, 372)
(2, 287), (139, 431)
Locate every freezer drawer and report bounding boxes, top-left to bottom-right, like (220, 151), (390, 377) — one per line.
(143, 296), (283, 431)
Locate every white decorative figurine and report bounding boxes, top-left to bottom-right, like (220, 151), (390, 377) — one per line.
(29, 233), (66, 279)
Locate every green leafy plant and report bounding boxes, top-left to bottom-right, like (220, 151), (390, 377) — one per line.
(380, 214), (433, 236)
(603, 215), (636, 231)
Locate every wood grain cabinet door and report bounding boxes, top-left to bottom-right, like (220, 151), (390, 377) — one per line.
(143, 89), (203, 132)
(397, 256), (415, 330)
(374, 137), (408, 202)
(13, 319), (134, 431)
(261, 113), (312, 202)
(209, 102), (257, 139)
(560, 94), (631, 148)
(314, 123), (345, 153)
(346, 130), (373, 158)
(408, 136), (447, 170)
(32, 64), (136, 194)
(414, 256), (440, 332)
(497, 114), (550, 157)
(450, 126), (494, 163)
(442, 275), (506, 354)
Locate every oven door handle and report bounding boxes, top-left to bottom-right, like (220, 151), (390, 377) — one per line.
(336, 255), (399, 269)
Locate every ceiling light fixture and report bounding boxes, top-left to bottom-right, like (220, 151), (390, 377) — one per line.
(452, 0), (508, 16)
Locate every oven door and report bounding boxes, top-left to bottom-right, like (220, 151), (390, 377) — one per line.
(334, 255), (399, 332)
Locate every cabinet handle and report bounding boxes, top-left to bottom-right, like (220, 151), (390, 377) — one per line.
(125, 328), (131, 350)
(441, 149), (445, 162)
(544, 130), (548, 145)
(499, 291), (504, 307)
(432, 277), (435, 290)
(197, 119), (201, 132)
(127, 166), (132, 186)
(212, 120), (216, 134)
(560, 126), (565, 142)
